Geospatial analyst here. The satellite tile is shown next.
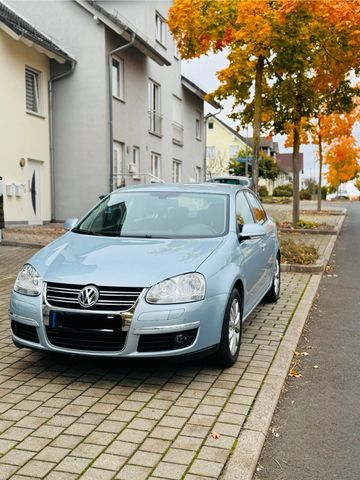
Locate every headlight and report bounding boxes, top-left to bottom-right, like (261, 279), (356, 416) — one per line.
(146, 273), (205, 304)
(14, 264), (43, 296)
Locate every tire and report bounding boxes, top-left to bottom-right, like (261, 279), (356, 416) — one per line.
(214, 289), (242, 368)
(264, 254), (281, 303)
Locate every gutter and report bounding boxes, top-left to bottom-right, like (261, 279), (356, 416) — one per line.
(48, 59), (77, 222)
(108, 33), (135, 192)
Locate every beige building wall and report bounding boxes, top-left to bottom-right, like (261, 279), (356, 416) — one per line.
(205, 117), (248, 178)
(0, 29), (51, 224)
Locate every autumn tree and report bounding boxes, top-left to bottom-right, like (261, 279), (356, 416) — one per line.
(325, 136), (360, 193)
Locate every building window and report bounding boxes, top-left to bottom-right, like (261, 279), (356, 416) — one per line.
(208, 122), (214, 129)
(229, 145), (241, 158)
(148, 80), (162, 136)
(155, 12), (166, 46)
(112, 57), (124, 100)
(195, 166), (202, 183)
(25, 67), (40, 113)
(195, 115), (202, 140)
(151, 153), (161, 180)
(113, 142), (124, 188)
(206, 146), (216, 158)
(172, 95), (183, 146)
(173, 39), (180, 59)
(131, 146), (140, 175)
(172, 160), (182, 183)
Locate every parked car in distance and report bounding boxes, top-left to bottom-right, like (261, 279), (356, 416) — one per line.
(10, 184), (280, 367)
(207, 176), (252, 187)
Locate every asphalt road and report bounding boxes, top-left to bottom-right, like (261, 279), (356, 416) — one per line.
(255, 202), (360, 480)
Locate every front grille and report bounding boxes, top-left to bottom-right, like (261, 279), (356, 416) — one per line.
(137, 328), (198, 353)
(46, 282), (143, 312)
(45, 311), (127, 352)
(11, 321), (39, 343)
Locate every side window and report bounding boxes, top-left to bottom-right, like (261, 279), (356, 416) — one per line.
(235, 192), (254, 226)
(245, 192), (267, 224)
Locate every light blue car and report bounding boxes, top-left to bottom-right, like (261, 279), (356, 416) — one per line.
(10, 184), (280, 367)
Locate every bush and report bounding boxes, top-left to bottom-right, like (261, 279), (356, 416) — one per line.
(273, 184), (293, 197)
(258, 185), (269, 197)
(300, 189), (311, 200)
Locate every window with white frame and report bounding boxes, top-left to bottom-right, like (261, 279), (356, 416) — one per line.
(229, 145), (241, 158)
(155, 12), (166, 46)
(172, 160), (182, 183)
(112, 57), (124, 100)
(131, 146), (140, 175)
(195, 166), (202, 183)
(151, 153), (161, 180)
(172, 95), (183, 145)
(113, 142), (124, 188)
(195, 114), (202, 140)
(173, 39), (180, 59)
(25, 67), (41, 113)
(206, 146), (216, 158)
(148, 80), (162, 135)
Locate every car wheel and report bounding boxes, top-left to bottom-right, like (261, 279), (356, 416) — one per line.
(264, 254), (281, 303)
(215, 289), (242, 368)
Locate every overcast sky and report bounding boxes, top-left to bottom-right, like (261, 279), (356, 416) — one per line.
(182, 53), (359, 181)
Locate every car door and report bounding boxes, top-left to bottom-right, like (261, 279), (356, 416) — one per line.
(244, 191), (275, 300)
(235, 191), (264, 316)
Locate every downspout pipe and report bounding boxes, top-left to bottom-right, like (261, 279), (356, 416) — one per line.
(108, 33), (135, 192)
(48, 59), (76, 222)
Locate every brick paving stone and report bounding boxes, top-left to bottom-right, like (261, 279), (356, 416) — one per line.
(116, 464), (152, 480)
(0, 463), (18, 479)
(92, 453), (127, 471)
(56, 456), (91, 474)
(80, 467), (116, 480)
(71, 442), (105, 459)
(106, 440), (139, 456)
(44, 471), (78, 480)
(163, 448), (195, 465)
(139, 438), (171, 454)
(129, 450), (162, 467)
(189, 458), (224, 478)
(152, 461), (187, 479)
(35, 446), (70, 463)
(172, 435), (204, 451)
(17, 459), (56, 478)
(0, 448), (36, 466)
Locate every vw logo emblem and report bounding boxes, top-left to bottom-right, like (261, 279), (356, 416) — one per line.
(78, 285), (99, 308)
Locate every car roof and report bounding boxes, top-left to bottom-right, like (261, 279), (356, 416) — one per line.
(114, 183), (247, 195)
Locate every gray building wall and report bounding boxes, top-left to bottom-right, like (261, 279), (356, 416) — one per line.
(7, 0), (205, 221)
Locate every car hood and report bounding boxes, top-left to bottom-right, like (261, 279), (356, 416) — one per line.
(29, 232), (225, 287)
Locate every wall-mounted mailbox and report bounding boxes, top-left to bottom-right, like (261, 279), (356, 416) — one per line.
(6, 183), (16, 197)
(15, 184), (26, 197)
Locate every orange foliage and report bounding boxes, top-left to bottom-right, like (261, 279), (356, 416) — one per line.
(325, 136), (360, 189)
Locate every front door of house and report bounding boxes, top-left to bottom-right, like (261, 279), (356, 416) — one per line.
(28, 160), (41, 224)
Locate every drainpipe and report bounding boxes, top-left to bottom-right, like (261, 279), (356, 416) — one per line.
(108, 33), (136, 192)
(48, 59), (76, 222)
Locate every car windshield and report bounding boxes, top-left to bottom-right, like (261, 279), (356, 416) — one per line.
(74, 191), (229, 238)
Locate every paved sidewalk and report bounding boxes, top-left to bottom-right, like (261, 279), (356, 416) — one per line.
(0, 245), (310, 479)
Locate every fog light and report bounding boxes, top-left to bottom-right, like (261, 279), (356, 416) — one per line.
(174, 333), (189, 346)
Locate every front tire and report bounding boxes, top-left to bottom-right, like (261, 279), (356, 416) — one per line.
(214, 289), (242, 368)
(264, 254), (281, 303)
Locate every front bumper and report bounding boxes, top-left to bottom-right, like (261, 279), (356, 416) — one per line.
(9, 289), (228, 358)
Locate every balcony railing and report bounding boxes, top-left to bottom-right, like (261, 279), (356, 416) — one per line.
(148, 110), (162, 136)
(172, 121), (184, 146)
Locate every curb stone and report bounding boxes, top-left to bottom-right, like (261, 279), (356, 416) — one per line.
(221, 211), (345, 480)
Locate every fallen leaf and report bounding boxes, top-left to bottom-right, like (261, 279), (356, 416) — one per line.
(288, 369), (302, 378)
(313, 365), (319, 369)
(294, 351), (309, 357)
(211, 431), (220, 439)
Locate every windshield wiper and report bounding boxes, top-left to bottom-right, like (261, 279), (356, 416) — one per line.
(71, 228), (102, 236)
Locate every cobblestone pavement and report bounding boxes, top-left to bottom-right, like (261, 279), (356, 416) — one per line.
(0, 246), (310, 479)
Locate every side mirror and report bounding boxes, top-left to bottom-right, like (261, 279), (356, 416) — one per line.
(99, 193), (108, 200)
(238, 223), (266, 241)
(64, 218), (79, 231)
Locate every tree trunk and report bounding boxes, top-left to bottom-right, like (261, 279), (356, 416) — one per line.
(292, 119), (301, 224)
(317, 117), (323, 211)
(252, 55), (264, 195)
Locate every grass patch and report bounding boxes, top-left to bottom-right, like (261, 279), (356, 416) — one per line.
(281, 238), (319, 264)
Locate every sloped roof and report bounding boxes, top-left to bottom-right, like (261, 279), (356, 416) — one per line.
(244, 137), (280, 154)
(0, 1), (74, 64)
(75, 0), (170, 66)
(181, 77), (220, 109)
(277, 153), (304, 173)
